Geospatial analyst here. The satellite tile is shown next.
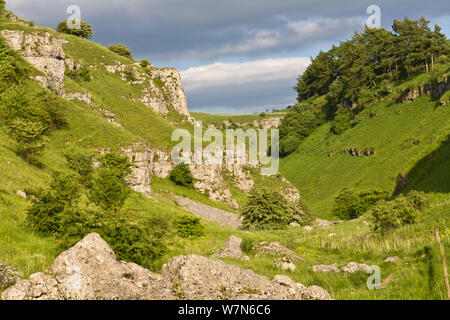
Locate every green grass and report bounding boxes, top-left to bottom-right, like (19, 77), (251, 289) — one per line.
(191, 111), (286, 130)
(281, 96), (450, 219)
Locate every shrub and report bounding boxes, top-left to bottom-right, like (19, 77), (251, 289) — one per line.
(65, 152), (94, 187)
(241, 188), (307, 230)
(332, 188), (389, 220)
(98, 152), (132, 180)
(108, 43), (133, 59)
(370, 191), (429, 235)
(26, 171), (82, 235)
(169, 163), (193, 187)
(6, 118), (48, 163)
(89, 152), (132, 212)
(1, 85), (66, 131)
(331, 109), (352, 135)
(56, 20), (94, 39)
(175, 215), (204, 239)
(241, 238), (257, 254)
(123, 65), (137, 82)
(26, 170), (169, 272)
(405, 190), (429, 211)
(101, 214), (169, 271)
(279, 132), (302, 157)
(65, 65), (91, 82)
(140, 59), (151, 68)
(90, 167), (131, 212)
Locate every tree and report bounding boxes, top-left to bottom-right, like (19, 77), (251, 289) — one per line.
(241, 188), (309, 230)
(56, 20), (94, 39)
(0, 0), (5, 11)
(90, 168), (131, 211)
(108, 43), (133, 59)
(169, 163), (193, 187)
(7, 118), (48, 162)
(89, 152), (132, 212)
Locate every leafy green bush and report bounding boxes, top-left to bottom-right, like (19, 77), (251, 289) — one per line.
(175, 215), (204, 239)
(406, 190), (430, 211)
(6, 118), (48, 163)
(332, 188), (389, 220)
(26, 171), (82, 235)
(56, 20), (94, 39)
(241, 238), (257, 254)
(140, 59), (151, 68)
(169, 163), (193, 187)
(279, 132), (303, 157)
(90, 168), (130, 211)
(331, 109), (352, 135)
(1, 85), (66, 130)
(101, 214), (169, 271)
(108, 43), (133, 59)
(370, 191), (429, 235)
(89, 152), (132, 212)
(241, 188), (309, 230)
(26, 170), (169, 271)
(65, 65), (91, 82)
(65, 152), (94, 187)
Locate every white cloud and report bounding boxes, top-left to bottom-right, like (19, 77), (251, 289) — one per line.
(181, 57), (311, 91)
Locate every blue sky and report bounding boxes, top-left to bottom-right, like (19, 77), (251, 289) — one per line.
(6, 0), (450, 114)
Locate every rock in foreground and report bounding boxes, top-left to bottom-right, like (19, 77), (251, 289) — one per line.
(1, 233), (331, 300)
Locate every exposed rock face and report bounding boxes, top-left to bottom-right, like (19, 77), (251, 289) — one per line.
(340, 262), (370, 274)
(253, 242), (303, 262)
(213, 236), (246, 259)
(1, 234), (174, 300)
(313, 265), (340, 273)
(1, 30), (65, 95)
(399, 77), (450, 103)
(161, 255), (330, 300)
(138, 67), (190, 117)
(175, 196), (243, 229)
(122, 143), (153, 197)
(2, 234), (331, 300)
(0, 263), (22, 291)
(253, 117), (282, 129)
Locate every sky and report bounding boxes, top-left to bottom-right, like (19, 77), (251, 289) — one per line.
(5, 0), (450, 114)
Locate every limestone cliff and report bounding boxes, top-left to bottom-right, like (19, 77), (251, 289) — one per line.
(1, 28), (191, 119)
(1, 30), (66, 95)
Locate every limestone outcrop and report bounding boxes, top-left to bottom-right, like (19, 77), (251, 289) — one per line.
(0, 263), (22, 291)
(139, 67), (190, 117)
(253, 242), (303, 263)
(1, 30), (66, 95)
(213, 236), (247, 258)
(1, 233), (331, 300)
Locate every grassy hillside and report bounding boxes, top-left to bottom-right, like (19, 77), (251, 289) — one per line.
(281, 78), (450, 219)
